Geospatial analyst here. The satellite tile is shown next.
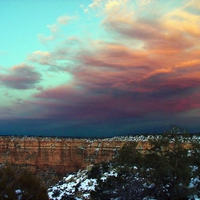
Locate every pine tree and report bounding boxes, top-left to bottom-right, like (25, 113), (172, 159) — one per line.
(143, 126), (194, 199)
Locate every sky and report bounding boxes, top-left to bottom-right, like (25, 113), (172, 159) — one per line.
(0, 0), (200, 137)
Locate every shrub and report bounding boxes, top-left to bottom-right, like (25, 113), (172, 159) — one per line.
(0, 165), (48, 200)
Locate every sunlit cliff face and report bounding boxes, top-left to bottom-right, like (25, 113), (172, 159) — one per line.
(0, 0), (200, 136)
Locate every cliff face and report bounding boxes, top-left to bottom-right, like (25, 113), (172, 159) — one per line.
(0, 136), (194, 174)
(0, 137), (133, 173)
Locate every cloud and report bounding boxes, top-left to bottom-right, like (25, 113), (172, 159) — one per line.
(0, 64), (41, 89)
(31, 37), (200, 122)
(190, 0), (200, 9)
(34, 85), (84, 102)
(137, 0), (152, 5)
(176, 59), (200, 68)
(84, 0), (134, 19)
(101, 0), (199, 57)
(32, 72), (200, 122)
(28, 51), (53, 65)
(164, 9), (200, 38)
(33, 85), (145, 121)
(104, 18), (163, 43)
(28, 39), (79, 70)
(38, 14), (77, 44)
(28, 0), (200, 122)
(77, 41), (151, 70)
(103, 16), (194, 56)
(5, 0), (199, 135)
(88, 0), (102, 9)
(57, 15), (72, 25)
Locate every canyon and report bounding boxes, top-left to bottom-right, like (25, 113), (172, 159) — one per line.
(0, 136), (150, 174)
(0, 134), (197, 177)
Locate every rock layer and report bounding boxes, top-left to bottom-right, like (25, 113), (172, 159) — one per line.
(0, 136), (132, 173)
(0, 135), (196, 174)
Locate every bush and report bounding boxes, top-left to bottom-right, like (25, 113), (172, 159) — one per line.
(0, 165), (16, 200)
(0, 165), (48, 200)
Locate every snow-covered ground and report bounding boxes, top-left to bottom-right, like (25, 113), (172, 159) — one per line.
(3, 133), (200, 143)
(48, 169), (96, 200)
(48, 165), (200, 200)
(48, 167), (119, 200)
(48, 164), (122, 200)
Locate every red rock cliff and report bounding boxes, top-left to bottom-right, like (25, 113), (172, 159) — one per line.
(0, 136), (134, 173)
(0, 136), (193, 174)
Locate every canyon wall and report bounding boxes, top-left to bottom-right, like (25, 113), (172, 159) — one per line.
(0, 136), (147, 174)
(0, 135), (196, 174)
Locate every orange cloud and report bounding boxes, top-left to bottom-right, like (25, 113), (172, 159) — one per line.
(164, 10), (200, 37)
(176, 59), (200, 68)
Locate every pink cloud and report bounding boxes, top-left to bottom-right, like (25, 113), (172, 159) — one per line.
(17, 0), (199, 129)
(34, 85), (88, 103)
(31, 23), (200, 121)
(31, 63), (200, 122)
(0, 64), (41, 89)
